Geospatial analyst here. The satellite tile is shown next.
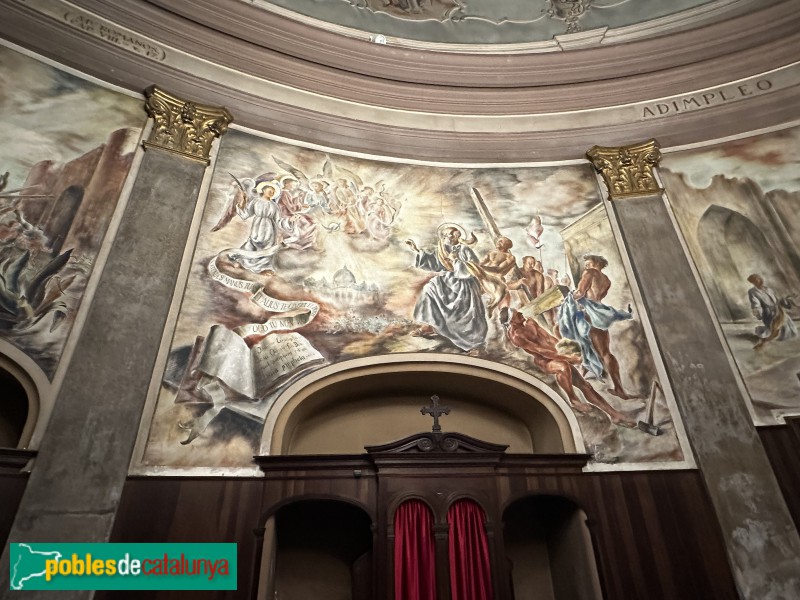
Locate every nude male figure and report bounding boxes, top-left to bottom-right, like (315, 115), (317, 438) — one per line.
(480, 237), (517, 276)
(478, 236), (518, 314)
(501, 308), (635, 427)
(574, 254), (630, 399)
(507, 255), (545, 299)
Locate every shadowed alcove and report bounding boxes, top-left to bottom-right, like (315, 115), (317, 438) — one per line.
(0, 368), (27, 448)
(255, 357), (597, 599)
(273, 499), (373, 600)
(264, 356), (583, 457)
(503, 494), (603, 600)
(0, 356), (39, 449)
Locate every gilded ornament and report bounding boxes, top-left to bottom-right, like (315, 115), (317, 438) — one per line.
(142, 86), (232, 164)
(586, 139), (662, 199)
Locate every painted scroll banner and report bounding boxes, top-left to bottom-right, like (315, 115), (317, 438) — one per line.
(169, 254), (324, 405)
(208, 253), (320, 337)
(197, 253), (326, 398)
(170, 255), (327, 444)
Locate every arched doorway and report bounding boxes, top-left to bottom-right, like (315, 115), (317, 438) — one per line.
(393, 499), (436, 600)
(0, 355), (39, 449)
(447, 498), (494, 600)
(256, 355), (591, 599)
(697, 205), (789, 321)
(271, 499), (374, 600)
(0, 367), (27, 448)
(502, 494), (603, 600)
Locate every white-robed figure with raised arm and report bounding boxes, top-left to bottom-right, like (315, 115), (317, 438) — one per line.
(230, 179), (283, 273)
(406, 223), (488, 352)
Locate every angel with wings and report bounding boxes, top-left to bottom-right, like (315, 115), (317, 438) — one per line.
(212, 176), (283, 273)
(363, 184), (399, 242)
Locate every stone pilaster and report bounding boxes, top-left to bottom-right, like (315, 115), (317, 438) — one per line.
(0, 88), (231, 599)
(588, 139), (800, 599)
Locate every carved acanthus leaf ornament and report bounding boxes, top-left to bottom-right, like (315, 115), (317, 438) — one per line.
(143, 86), (232, 164)
(586, 139), (662, 199)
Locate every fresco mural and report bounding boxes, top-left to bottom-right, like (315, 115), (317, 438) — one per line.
(661, 126), (800, 423)
(140, 129), (685, 469)
(261, 0), (717, 44)
(0, 45), (144, 377)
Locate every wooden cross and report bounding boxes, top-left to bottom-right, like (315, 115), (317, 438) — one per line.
(420, 394), (450, 433)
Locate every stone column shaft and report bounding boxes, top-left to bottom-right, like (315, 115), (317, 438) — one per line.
(0, 88), (231, 599)
(588, 140), (800, 599)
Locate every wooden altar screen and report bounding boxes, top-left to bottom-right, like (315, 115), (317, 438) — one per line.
(254, 430), (594, 600)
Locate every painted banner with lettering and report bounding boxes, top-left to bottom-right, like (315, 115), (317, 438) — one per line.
(208, 252), (320, 336)
(164, 252), (327, 445)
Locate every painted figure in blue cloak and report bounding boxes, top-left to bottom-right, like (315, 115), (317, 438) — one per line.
(747, 273), (797, 350)
(406, 224), (488, 352)
(557, 254), (632, 399)
(230, 179), (283, 273)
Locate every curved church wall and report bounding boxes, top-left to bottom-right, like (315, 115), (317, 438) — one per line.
(134, 129), (690, 472)
(2, 40), (797, 479)
(661, 125), (800, 425)
(0, 45), (145, 445)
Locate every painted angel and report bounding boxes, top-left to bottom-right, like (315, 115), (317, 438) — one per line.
(212, 175), (283, 273)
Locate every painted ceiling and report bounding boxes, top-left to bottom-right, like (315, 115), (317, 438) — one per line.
(250, 0), (764, 47)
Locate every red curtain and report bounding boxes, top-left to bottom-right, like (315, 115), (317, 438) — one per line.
(448, 499), (494, 600)
(394, 500), (436, 600)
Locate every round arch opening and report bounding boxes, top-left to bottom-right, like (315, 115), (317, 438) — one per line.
(503, 494), (603, 600)
(272, 499), (373, 600)
(0, 354), (40, 449)
(263, 355), (583, 455)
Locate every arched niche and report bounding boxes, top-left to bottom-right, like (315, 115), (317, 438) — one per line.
(502, 494), (603, 600)
(272, 499), (374, 600)
(0, 353), (41, 449)
(262, 354), (584, 456)
(697, 205), (788, 321)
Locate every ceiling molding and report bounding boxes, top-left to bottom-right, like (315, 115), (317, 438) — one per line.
(2, 0), (799, 162)
(77, 0), (800, 88)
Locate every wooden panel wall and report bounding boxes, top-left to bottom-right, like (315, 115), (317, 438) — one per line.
(95, 478), (264, 600)
(563, 471), (738, 600)
(95, 469), (737, 600)
(759, 421), (800, 530)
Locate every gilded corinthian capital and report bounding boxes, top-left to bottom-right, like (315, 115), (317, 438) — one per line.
(586, 139), (662, 199)
(143, 86), (233, 164)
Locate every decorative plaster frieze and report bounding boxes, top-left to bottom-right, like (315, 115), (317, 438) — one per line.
(4, 0), (799, 164)
(249, 0), (766, 51)
(9, 0), (799, 137)
(19, 0), (167, 61)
